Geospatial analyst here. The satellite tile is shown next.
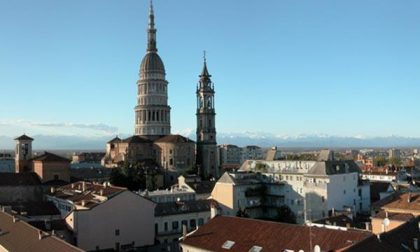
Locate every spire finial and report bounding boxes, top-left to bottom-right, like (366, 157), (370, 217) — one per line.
(203, 50), (207, 63)
(147, 0), (157, 52)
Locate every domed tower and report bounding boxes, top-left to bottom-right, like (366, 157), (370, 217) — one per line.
(196, 55), (218, 178)
(134, 1), (171, 139)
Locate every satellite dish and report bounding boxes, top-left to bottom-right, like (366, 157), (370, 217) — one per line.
(383, 218), (390, 227)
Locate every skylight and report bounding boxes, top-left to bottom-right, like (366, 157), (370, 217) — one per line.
(249, 245), (263, 252)
(222, 240), (235, 249)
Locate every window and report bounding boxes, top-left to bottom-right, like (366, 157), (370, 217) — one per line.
(170, 158), (173, 165)
(321, 196), (325, 202)
(344, 190), (346, 195)
(164, 222), (168, 231)
(198, 218), (204, 226)
(115, 229), (120, 236)
(172, 221), (179, 230)
(190, 219), (196, 229)
(115, 242), (120, 251)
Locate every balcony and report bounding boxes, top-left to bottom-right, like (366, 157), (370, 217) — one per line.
(245, 186), (266, 197)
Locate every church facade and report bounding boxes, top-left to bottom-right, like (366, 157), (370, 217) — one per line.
(102, 3), (198, 177)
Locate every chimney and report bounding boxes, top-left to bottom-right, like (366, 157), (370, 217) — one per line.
(71, 183), (75, 189)
(377, 233), (381, 242)
(99, 189), (104, 196)
(38, 230), (43, 240)
(365, 222), (370, 231)
(414, 238), (418, 251)
(12, 216), (18, 223)
(314, 245), (321, 252)
(332, 208), (335, 216)
(210, 201), (218, 219)
(50, 187), (56, 194)
(381, 223), (385, 233)
(408, 192), (412, 203)
(82, 182), (86, 192)
(182, 223), (187, 240)
(81, 200), (86, 207)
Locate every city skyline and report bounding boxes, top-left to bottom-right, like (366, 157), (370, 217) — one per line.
(1, 0), (420, 142)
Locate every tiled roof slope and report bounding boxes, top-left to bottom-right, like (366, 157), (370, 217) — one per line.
(155, 134), (195, 143)
(0, 211), (83, 252)
(155, 199), (216, 217)
(182, 216), (372, 252)
(49, 181), (126, 209)
(373, 192), (420, 213)
(32, 152), (70, 162)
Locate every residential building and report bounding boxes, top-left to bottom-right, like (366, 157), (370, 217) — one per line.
(371, 192), (420, 234)
(218, 144), (241, 171)
(240, 145), (263, 163)
(0, 210), (83, 252)
(180, 216), (374, 252)
(211, 158), (371, 224)
(389, 148), (401, 160)
(154, 199), (216, 244)
(47, 181), (155, 251)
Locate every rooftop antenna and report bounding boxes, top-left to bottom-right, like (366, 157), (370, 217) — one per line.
(203, 50), (207, 63)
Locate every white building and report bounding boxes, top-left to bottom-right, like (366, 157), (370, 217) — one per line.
(240, 145), (263, 163)
(240, 160), (371, 223)
(47, 181), (155, 251)
(139, 186), (196, 203)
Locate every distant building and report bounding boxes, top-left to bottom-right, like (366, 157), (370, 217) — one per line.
(47, 181), (155, 251)
(218, 144), (241, 171)
(154, 135), (195, 173)
(0, 152), (14, 173)
(389, 148), (401, 160)
(14, 134), (34, 173)
(180, 216), (374, 252)
(71, 152), (105, 164)
(32, 152), (71, 183)
(240, 145), (263, 163)
(265, 146), (282, 161)
(178, 175), (215, 200)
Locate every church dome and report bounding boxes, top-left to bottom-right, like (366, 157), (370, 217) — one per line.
(140, 52), (165, 74)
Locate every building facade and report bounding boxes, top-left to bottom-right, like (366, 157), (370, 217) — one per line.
(196, 59), (218, 178)
(15, 134), (33, 173)
(134, 2), (171, 138)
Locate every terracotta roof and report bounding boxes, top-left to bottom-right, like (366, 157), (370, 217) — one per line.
(14, 134), (33, 141)
(155, 134), (195, 143)
(122, 135), (153, 144)
(49, 182), (126, 209)
(0, 172), (41, 186)
(372, 211), (414, 222)
(181, 216), (373, 252)
(155, 199), (216, 217)
(373, 192), (420, 213)
(0, 211), (83, 252)
(32, 152), (70, 163)
(314, 214), (355, 228)
(344, 217), (420, 252)
(107, 136), (121, 144)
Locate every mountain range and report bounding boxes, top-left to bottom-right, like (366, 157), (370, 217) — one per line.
(1, 133), (420, 150)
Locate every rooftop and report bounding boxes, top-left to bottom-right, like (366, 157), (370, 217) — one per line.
(155, 134), (194, 143)
(373, 192), (420, 213)
(155, 199), (216, 217)
(0, 210), (83, 252)
(48, 181), (126, 209)
(32, 152), (70, 163)
(181, 216), (372, 252)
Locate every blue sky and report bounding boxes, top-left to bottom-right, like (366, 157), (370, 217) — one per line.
(1, 0), (420, 139)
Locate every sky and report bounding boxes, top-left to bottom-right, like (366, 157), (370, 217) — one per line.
(1, 0), (420, 140)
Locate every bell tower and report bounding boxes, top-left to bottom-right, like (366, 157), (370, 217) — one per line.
(196, 54), (218, 178)
(15, 134), (33, 173)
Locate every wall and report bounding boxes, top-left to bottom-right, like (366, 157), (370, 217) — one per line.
(211, 183), (234, 216)
(67, 191), (155, 251)
(0, 186), (42, 203)
(33, 161), (70, 182)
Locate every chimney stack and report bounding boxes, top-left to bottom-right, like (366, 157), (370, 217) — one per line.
(408, 192), (412, 203)
(38, 230), (43, 240)
(82, 182), (86, 192)
(182, 223), (187, 240)
(210, 201), (218, 219)
(365, 222), (370, 231)
(414, 238), (418, 251)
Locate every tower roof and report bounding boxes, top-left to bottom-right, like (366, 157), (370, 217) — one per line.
(139, 0), (165, 74)
(14, 134), (34, 141)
